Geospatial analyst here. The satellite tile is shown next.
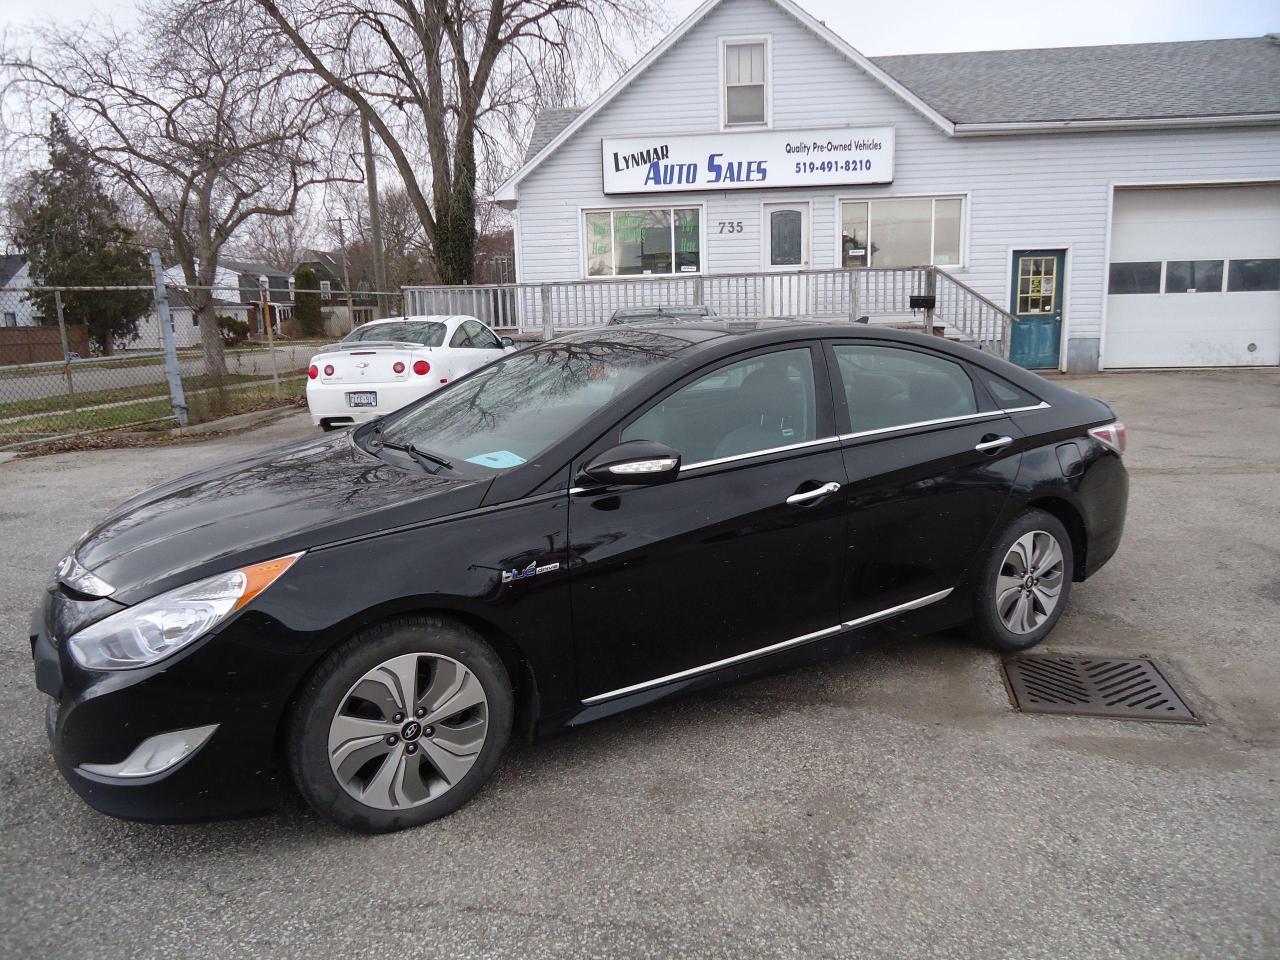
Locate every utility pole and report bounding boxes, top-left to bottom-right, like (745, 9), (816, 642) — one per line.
(361, 113), (389, 318)
(329, 216), (357, 333)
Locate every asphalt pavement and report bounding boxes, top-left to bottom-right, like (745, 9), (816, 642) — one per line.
(0, 368), (1276, 959)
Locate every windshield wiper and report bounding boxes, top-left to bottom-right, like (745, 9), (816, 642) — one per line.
(365, 421), (454, 471)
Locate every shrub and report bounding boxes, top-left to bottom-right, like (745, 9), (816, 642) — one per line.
(217, 315), (250, 346)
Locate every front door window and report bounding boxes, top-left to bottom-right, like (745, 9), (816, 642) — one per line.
(764, 204), (808, 270)
(1017, 256), (1058, 314)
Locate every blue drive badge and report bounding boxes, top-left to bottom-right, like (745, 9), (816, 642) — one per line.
(465, 450), (527, 469)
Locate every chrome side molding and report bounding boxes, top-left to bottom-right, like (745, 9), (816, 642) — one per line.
(581, 588), (954, 705)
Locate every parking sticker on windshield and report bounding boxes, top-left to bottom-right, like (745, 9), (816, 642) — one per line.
(465, 450), (527, 469)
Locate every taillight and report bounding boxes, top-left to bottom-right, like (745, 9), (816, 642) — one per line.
(323, 364), (334, 377)
(413, 360), (430, 376)
(1088, 421), (1126, 455)
(393, 361), (405, 374)
(307, 364), (318, 380)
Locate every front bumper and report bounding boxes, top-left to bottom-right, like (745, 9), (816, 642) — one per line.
(305, 378), (438, 427)
(31, 600), (296, 822)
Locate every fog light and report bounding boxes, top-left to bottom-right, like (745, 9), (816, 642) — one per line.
(77, 724), (218, 781)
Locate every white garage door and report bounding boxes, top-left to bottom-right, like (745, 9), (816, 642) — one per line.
(1103, 184), (1280, 368)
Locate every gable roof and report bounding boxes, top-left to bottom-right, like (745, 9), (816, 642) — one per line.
(498, 0), (1280, 202)
(524, 107), (585, 162)
(873, 36), (1280, 126)
(495, 0), (952, 202)
(0, 254), (28, 288)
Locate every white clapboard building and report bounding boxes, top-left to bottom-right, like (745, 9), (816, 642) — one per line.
(495, 0), (1280, 371)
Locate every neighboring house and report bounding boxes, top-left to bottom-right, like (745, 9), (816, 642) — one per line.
(496, 0), (1280, 371)
(164, 259), (295, 337)
(295, 250), (378, 331)
(130, 287), (252, 351)
(0, 255), (40, 327)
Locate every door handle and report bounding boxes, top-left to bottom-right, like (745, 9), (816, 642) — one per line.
(975, 435), (1014, 454)
(786, 481), (842, 505)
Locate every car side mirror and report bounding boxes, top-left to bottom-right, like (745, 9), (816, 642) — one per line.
(581, 440), (681, 487)
(500, 336), (515, 348)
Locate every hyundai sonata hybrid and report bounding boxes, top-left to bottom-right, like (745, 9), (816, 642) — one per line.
(31, 321), (1127, 833)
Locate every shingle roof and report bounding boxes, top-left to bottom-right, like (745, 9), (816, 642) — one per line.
(872, 36), (1280, 124)
(523, 107), (583, 162)
(0, 254), (27, 288)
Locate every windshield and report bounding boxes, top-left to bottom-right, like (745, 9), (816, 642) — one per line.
(342, 321), (447, 346)
(379, 331), (690, 471)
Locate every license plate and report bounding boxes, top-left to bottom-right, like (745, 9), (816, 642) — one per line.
(347, 392), (378, 407)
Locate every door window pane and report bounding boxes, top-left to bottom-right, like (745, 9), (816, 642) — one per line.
(840, 202), (869, 268)
(834, 344), (977, 432)
(769, 210), (804, 266)
(621, 348), (817, 463)
(675, 209), (701, 273)
(1227, 258), (1280, 292)
(613, 210), (672, 275)
(585, 212), (613, 277)
(869, 198), (932, 268)
(933, 198), (962, 266)
(1164, 260), (1223, 293)
(1016, 256), (1058, 314)
(1108, 262), (1161, 295)
(449, 323), (471, 348)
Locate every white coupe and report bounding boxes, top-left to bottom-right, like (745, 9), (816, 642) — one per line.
(306, 315), (516, 430)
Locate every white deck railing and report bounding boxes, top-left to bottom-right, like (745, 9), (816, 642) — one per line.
(404, 265), (1013, 357)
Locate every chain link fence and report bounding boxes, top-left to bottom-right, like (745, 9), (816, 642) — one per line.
(0, 260), (408, 450)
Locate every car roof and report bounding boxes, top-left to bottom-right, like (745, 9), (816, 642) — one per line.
(556, 319), (1063, 400)
(359, 315), (473, 327)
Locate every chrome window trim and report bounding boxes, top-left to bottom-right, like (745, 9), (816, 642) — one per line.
(837, 402), (1051, 443)
(679, 434), (840, 473)
(580, 588), (953, 705)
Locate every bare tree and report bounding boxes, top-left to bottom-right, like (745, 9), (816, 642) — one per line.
(247, 0), (662, 285)
(4, 0), (357, 379)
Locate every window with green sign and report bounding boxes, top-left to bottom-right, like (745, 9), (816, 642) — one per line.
(585, 208), (702, 277)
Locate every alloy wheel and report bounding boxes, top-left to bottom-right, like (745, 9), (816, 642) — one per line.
(327, 653), (489, 811)
(996, 530), (1065, 635)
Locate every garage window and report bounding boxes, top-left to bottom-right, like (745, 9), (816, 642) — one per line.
(1227, 258), (1280, 292)
(1108, 262), (1161, 295)
(1164, 260), (1224, 294)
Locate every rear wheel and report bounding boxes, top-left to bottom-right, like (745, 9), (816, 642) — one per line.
(287, 617), (512, 833)
(969, 509), (1073, 652)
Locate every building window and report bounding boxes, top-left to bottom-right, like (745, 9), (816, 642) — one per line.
(1226, 258), (1280, 292)
(1108, 262), (1161, 295)
(320, 280), (332, 300)
(2, 312), (16, 327)
(723, 38), (768, 127)
(840, 197), (963, 268)
(1164, 260), (1223, 293)
(585, 208), (701, 277)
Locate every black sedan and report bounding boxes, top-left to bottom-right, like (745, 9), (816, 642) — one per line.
(31, 321), (1127, 833)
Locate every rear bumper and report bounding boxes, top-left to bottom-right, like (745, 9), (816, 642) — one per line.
(305, 379), (438, 426)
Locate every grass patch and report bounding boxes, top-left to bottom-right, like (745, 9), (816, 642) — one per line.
(0, 373), (266, 419)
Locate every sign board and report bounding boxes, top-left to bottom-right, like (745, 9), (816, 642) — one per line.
(601, 127), (894, 195)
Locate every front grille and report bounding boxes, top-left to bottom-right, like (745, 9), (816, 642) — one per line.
(1002, 655), (1199, 723)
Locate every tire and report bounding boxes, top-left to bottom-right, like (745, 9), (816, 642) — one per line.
(287, 616), (513, 833)
(968, 508), (1074, 652)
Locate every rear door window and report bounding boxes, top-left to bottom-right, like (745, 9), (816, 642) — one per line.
(621, 348), (818, 464)
(832, 344), (977, 432)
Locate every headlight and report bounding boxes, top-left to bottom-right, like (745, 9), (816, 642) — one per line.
(66, 553), (302, 671)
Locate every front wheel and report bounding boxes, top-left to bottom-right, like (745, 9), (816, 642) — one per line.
(968, 509), (1073, 652)
(287, 617), (513, 833)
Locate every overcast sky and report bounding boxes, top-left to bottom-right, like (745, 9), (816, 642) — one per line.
(6, 0), (1276, 55)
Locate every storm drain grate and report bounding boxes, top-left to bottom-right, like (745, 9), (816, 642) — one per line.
(1002, 655), (1199, 723)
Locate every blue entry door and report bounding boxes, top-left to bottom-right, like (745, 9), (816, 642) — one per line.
(1009, 249), (1066, 368)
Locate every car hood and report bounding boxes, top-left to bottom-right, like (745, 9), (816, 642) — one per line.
(73, 431), (489, 604)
